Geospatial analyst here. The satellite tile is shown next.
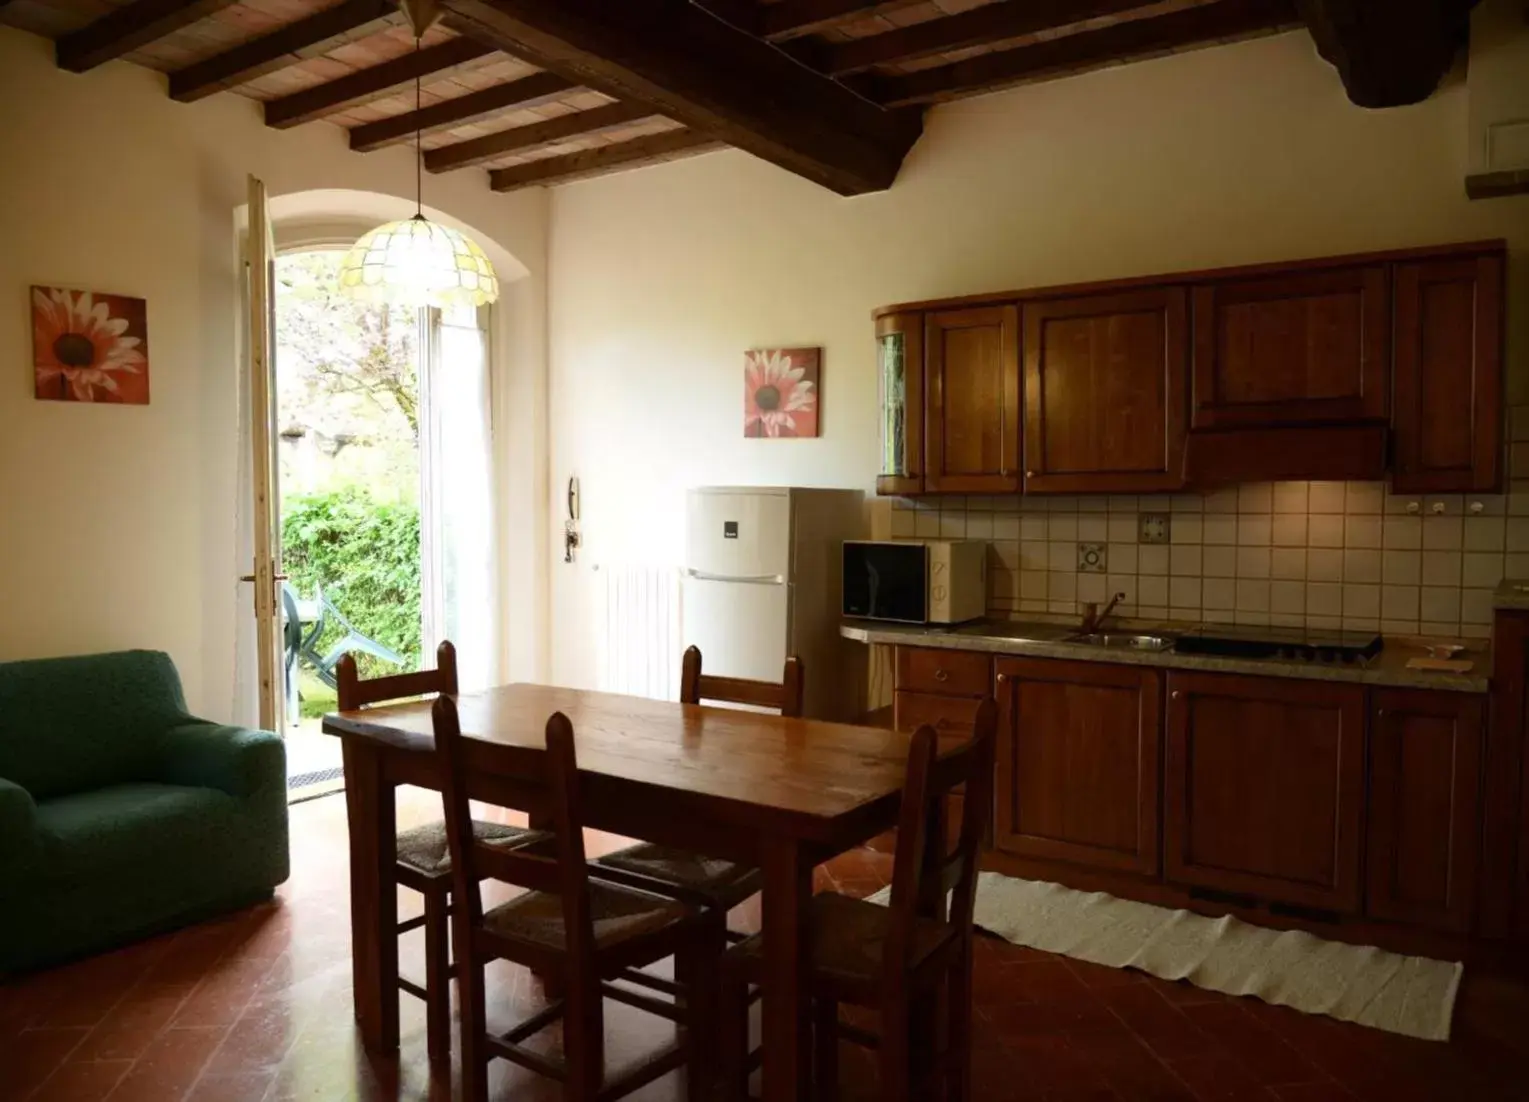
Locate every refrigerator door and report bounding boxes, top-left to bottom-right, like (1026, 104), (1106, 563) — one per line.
(681, 575), (791, 684)
(686, 488), (793, 582)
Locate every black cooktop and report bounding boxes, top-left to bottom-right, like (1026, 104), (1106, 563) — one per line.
(1173, 625), (1383, 665)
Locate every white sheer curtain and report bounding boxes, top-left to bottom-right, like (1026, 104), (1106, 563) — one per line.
(420, 302), (497, 691)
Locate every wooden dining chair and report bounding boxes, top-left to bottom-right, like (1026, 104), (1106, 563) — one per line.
(336, 641), (549, 1066)
(592, 645), (803, 941)
(717, 697), (999, 1102)
(435, 697), (724, 1102)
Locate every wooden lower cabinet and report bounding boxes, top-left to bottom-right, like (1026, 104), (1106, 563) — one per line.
(992, 657), (1162, 876)
(1490, 611), (1529, 941)
(1365, 689), (1484, 933)
(1164, 672), (1365, 914)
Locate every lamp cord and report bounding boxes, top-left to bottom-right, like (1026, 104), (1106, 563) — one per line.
(414, 35), (423, 220)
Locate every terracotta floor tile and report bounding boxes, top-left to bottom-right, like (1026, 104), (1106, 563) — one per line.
(70, 984), (195, 1063)
(103, 1026), (227, 1102)
(182, 1071), (280, 1101)
(25, 1058), (133, 1102)
(0, 1028), (88, 1102)
(1178, 1003), (1326, 1088)
(1166, 1055), (1281, 1101)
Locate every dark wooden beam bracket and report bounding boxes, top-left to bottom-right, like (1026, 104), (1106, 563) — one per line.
(349, 69), (576, 151)
(168, 0), (398, 102)
(424, 101), (655, 172)
(437, 0), (923, 195)
(825, 0), (1151, 76)
(878, 0), (1299, 106)
(488, 128), (720, 190)
(1297, 0), (1475, 109)
(264, 35), (494, 127)
(57, 0), (240, 73)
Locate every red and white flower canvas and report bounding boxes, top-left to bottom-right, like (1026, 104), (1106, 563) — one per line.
(31, 286), (150, 404)
(744, 347), (820, 438)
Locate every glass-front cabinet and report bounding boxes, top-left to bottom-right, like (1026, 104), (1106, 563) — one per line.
(876, 311), (923, 496)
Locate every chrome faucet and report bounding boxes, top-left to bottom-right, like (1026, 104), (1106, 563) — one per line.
(1080, 592), (1126, 634)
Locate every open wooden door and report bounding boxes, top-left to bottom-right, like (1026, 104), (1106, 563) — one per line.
(244, 175), (284, 731)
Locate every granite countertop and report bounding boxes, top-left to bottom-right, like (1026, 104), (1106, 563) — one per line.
(841, 619), (1492, 694)
(1494, 578), (1529, 611)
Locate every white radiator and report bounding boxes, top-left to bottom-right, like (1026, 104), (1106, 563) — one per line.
(596, 564), (681, 700)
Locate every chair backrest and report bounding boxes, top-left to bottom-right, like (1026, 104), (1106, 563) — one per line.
(882, 697), (998, 984)
(434, 696), (599, 977)
(336, 640), (458, 712)
(678, 644), (804, 717)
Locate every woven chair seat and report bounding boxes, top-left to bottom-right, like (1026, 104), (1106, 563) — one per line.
(396, 820), (549, 878)
(484, 882), (691, 952)
(597, 843), (762, 909)
(732, 891), (954, 993)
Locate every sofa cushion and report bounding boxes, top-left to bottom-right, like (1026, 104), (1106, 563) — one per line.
(35, 782), (237, 880)
(0, 651), (189, 799)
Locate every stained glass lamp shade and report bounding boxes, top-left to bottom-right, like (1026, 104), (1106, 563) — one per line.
(337, 214), (499, 308)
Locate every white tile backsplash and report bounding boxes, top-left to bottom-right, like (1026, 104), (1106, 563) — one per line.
(897, 450), (1527, 636)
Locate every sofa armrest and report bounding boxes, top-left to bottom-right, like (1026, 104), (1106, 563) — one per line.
(0, 777), (40, 873)
(156, 723), (286, 799)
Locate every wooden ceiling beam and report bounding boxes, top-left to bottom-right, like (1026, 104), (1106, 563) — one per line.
(825, 0), (1153, 76)
(424, 101), (655, 172)
(1297, 0), (1475, 108)
(877, 0), (1300, 106)
(437, 0), (923, 195)
(488, 128), (721, 190)
(56, 0), (240, 73)
(757, 1), (925, 42)
(264, 35), (494, 127)
(348, 69), (576, 151)
(168, 0), (398, 102)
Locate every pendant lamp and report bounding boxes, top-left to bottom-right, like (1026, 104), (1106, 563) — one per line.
(338, 0), (499, 308)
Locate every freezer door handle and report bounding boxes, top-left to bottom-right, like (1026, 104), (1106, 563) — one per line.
(685, 568), (785, 585)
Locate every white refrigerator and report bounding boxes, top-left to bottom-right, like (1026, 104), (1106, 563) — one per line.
(682, 487), (865, 721)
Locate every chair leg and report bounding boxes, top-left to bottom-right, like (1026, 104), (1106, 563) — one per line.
(945, 943), (974, 1102)
(717, 962), (751, 1102)
(457, 944), (489, 1102)
(563, 977), (606, 1102)
(422, 887), (452, 1067)
(878, 996), (912, 1102)
(675, 927), (722, 1102)
(812, 997), (840, 1102)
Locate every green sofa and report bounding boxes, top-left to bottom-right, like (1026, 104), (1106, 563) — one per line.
(0, 650), (289, 974)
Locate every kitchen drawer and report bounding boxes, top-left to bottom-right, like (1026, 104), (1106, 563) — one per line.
(895, 647), (991, 698)
(895, 691), (982, 747)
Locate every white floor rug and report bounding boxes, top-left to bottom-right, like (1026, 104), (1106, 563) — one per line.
(868, 871), (1463, 1041)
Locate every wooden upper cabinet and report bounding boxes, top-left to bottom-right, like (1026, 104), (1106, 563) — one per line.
(1022, 288), (1187, 493)
(1366, 689), (1484, 933)
(924, 305), (1020, 493)
(876, 312), (925, 496)
(1164, 672), (1365, 913)
(993, 657), (1162, 876)
(1391, 253), (1505, 494)
(1190, 266), (1389, 429)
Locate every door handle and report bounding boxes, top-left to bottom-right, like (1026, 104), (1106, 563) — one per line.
(239, 573), (289, 583)
(685, 568), (784, 585)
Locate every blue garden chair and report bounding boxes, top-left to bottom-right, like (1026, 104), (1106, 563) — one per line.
(282, 584), (405, 722)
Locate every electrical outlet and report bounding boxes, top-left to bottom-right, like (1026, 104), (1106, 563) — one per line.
(1139, 513), (1170, 545)
(1078, 542), (1106, 573)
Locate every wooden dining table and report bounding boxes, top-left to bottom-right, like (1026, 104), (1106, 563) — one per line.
(322, 682), (924, 1102)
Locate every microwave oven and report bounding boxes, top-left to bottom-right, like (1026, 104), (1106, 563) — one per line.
(842, 540), (988, 625)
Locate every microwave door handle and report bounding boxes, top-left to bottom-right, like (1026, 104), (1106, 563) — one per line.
(685, 568), (785, 585)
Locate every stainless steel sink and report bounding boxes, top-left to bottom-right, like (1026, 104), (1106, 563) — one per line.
(1064, 632), (1174, 651)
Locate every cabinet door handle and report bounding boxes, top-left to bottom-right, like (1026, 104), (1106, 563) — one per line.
(1171, 690), (1181, 700)
(934, 669), (950, 682)
(995, 673), (1009, 689)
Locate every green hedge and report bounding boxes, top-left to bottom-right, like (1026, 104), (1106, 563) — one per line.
(282, 487), (421, 677)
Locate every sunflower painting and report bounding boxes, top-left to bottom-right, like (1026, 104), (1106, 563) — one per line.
(744, 347), (819, 438)
(31, 286), (150, 404)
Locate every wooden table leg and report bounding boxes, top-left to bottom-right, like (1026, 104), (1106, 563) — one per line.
(342, 737), (399, 1051)
(761, 840), (813, 1102)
